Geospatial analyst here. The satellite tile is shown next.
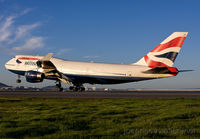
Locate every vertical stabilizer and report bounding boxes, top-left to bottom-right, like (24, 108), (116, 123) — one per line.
(133, 32), (188, 68)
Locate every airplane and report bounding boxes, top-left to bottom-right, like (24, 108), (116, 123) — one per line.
(5, 32), (188, 91)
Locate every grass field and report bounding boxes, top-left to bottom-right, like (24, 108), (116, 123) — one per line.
(1, 97), (200, 138)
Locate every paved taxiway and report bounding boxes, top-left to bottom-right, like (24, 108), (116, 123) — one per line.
(1, 90), (200, 98)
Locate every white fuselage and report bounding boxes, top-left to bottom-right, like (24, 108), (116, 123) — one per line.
(5, 55), (174, 85)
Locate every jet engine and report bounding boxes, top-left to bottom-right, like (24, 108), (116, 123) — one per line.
(25, 71), (45, 83)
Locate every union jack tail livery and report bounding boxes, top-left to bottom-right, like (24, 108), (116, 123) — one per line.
(134, 32), (188, 68)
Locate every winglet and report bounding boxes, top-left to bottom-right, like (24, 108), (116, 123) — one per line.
(41, 53), (53, 61)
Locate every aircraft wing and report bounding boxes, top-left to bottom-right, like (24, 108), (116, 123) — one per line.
(36, 53), (71, 85)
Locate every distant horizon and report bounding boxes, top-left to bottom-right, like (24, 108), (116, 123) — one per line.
(1, 81), (200, 90)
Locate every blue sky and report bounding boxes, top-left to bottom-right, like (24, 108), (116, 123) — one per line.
(0, 0), (199, 89)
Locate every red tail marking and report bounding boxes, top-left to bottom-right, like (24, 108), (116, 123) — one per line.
(167, 67), (178, 73)
(144, 55), (168, 68)
(144, 36), (186, 68)
(144, 55), (178, 76)
(167, 67), (178, 76)
(151, 37), (186, 52)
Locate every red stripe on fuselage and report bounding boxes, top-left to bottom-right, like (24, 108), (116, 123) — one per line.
(151, 37), (186, 52)
(17, 57), (39, 60)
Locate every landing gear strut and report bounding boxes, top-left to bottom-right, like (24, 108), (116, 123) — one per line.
(56, 81), (63, 92)
(69, 83), (85, 92)
(16, 74), (21, 83)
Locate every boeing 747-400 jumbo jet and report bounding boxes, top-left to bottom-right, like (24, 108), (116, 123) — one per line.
(5, 32), (188, 91)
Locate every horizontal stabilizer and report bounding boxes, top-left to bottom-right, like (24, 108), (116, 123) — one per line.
(178, 70), (194, 73)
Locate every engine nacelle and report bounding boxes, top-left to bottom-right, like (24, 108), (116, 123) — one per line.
(25, 71), (45, 83)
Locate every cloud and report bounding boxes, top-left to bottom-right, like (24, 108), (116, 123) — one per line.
(9, 22), (40, 44)
(0, 16), (15, 42)
(19, 8), (32, 16)
(55, 48), (71, 56)
(0, 10), (44, 55)
(13, 37), (44, 51)
(83, 55), (100, 59)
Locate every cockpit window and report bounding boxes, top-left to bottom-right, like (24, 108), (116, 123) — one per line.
(16, 59), (22, 64)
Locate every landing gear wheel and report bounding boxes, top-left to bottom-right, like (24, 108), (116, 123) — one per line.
(59, 88), (63, 92)
(16, 74), (21, 83)
(56, 83), (61, 88)
(74, 87), (79, 92)
(16, 79), (21, 83)
(56, 81), (64, 92)
(80, 87), (85, 91)
(69, 86), (74, 91)
(70, 84), (85, 92)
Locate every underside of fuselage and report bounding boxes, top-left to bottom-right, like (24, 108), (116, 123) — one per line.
(65, 74), (154, 84)
(8, 69), (154, 85)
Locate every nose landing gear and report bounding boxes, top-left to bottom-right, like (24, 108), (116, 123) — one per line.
(16, 75), (21, 83)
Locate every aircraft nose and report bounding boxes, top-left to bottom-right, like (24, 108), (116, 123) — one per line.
(5, 61), (10, 69)
(5, 58), (15, 70)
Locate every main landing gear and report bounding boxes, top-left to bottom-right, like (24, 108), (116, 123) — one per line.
(56, 81), (63, 92)
(69, 83), (85, 92)
(16, 74), (21, 83)
(55, 81), (85, 92)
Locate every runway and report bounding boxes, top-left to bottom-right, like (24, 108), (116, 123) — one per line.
(1, 90), (200, 98)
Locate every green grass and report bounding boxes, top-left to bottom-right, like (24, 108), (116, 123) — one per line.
(0, 97), (200, 138)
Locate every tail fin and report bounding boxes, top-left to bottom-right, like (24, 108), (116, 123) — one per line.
(133, 32), (188, 68)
